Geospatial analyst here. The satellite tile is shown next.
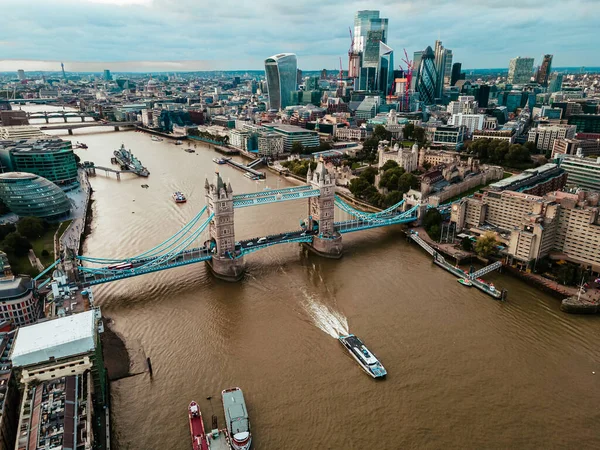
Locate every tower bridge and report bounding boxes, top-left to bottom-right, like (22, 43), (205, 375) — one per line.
(37, 161), (427, 288)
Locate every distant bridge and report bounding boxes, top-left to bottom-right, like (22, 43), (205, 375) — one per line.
(27, 111), (99, 123)
(38, 121), (140, 135)
(39, 162), (432, 288)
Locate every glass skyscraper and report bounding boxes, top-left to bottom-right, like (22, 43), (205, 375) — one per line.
(416, 46), (437, 105)
(264, 53), (298, 111)
(507, 57), (534, 85)
(378, 42), (394, 95)
(353, 10), (388, 53)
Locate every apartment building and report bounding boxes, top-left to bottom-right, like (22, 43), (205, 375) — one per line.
(528, 124), (577, 152)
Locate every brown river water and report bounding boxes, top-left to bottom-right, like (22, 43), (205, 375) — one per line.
(23, 105), (600, 449)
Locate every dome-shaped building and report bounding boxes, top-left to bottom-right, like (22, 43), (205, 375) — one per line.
(0, 172), (71, 220)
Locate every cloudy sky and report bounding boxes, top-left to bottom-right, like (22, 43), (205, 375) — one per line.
(0, 0), (598, 72)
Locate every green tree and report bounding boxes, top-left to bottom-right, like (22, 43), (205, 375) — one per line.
(349, 177), (371, 198)
(427, 224), (441, 242)
(17, 217), (45, 239)
(0, 223), (16, 241)
(403, 122), (415, 140)
(422, 161), (432, 171)
(475, 232), (498, 258)
(398, 172), (418, 193)
(360, 166), (377, 185)
(461, 238), (474, 252)
(2, 232), (31, 256)
(524, 141), (537, 153)
(422, 209), (443, 231)
(384, 190), (404, 207)
(380, 160), (399, 172)
(373, 125), (389, 141)
(290, 141), (304, 154)
(413, 126), (426, 146)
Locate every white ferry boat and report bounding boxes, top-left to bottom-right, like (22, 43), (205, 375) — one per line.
(339, 334), (387, 378)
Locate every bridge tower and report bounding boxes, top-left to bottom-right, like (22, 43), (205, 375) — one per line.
(305, 160), (343, 258)
(204, 171), (245, 281)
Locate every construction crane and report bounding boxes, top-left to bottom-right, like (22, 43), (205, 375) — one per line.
(347, 26), (360, 79)
(399, 49), (414, 112)
(337, 57), (344, 98)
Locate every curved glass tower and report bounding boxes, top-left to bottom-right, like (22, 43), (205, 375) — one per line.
(416, 46), (437, 105)
(0, 172), (71, 220)
(264, 53), (297, 110)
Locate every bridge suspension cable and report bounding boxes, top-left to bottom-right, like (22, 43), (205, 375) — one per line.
(334, 196), (407, 221)
(78, 206), (209, 264)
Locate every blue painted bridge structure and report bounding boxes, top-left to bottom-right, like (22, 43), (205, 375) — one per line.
(47, 162), (433, 287)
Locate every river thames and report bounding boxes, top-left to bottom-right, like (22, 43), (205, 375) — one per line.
(24, 105), (600, 449)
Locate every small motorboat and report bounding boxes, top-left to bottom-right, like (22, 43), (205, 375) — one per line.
(151, 135), (163, 142)
(457, 278), (473, 287)
(175, 140), (183, 145)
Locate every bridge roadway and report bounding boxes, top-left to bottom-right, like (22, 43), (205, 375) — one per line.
(77, 229), (317, 286)
(38, 121), (140, 131)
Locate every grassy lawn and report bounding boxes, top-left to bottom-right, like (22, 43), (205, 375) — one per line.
(503, 171), (513, 179)
(9, 254), (38, 277)
(30, 223), (60, 266)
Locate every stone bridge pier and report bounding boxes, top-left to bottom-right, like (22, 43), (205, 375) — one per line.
(205, 171), (245, 281)
(304, 161), (343, 258)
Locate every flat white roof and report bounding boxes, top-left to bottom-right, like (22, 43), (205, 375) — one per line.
(10, 310), (96, 367)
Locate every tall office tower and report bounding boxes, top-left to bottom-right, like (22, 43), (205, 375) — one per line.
(507, 57), (534, 84)
(103, 69), (111, 81)
(353, 10), (388, 53)
(433, 40), (451, 98)
(264, 53), (298, 110)
(297, 69), (303, 86)
(359, 30), (384, 91)
(443, 49), (453, 86)
(17, 70), (25, 81)
(416, 46), (437, 105)
(451, 62), (462, 86)
(536, 54), (553, 86)
(548, 73), (563, 94)
(412, 51), (423, 91)
(379, 42), (394, 95)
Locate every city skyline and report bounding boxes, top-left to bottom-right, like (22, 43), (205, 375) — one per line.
(1, 0), (599, 72)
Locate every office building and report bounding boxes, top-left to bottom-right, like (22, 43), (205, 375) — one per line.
(10, 309), (107, 450)
(451, 62), (462, 86)
(548, 73), (563, 94)
(103, 69), (111, 81)
(507, 57), (534, 84)
(536, 54), (553, 86)
(16, 70), (25, 82)
(451, 114), (485, 135)
(378, 42), (394, 94)
(488, 163), (567, 195)
(431, 125), (466, 149)
(263, 124), (319, 152)
(264, 53), (298, 110)
(415, 46), (437, 105)
(0, 126), (45, 141)
(0, 139), (79, 189)
(0, 111), (28, 127)
(433, 40), (451, 97)
(568, 114), (600, 133)
(0, 173), (71, 220)
(353, 10), (388, 53)
(0, 264), (38, 326)
(552, 138), (600, 159)
(257, 133), (284, 157)
(528, 124), (577, 151)
(411, 51), (423, 91)
(557, 153), (600, 191)
(0, 329), (19, 450)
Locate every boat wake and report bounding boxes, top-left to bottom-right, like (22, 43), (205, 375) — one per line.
(301, 291), (349, 338)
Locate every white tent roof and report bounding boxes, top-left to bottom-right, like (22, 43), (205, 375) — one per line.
(10, 310), (96, 367)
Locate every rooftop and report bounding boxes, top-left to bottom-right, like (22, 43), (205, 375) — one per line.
(10, 310), (97, 368)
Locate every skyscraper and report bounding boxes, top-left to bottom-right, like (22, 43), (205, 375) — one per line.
(536, 54), (553, 87)
(443, 49), (453, 86)
(411, 51), (423, 91)
(17, 70), (25, 81)
(548, 73), (563, 94)
(353, 10), (388, 53)
(433, 40), (452, 98)
(378, 42), (394, 95)
(103, 69), (111, 81)
(507, 57), (534, 84)
(451, 62), (462, 86)
(264, 53), (298, 110)
(416, 46), (437, 105)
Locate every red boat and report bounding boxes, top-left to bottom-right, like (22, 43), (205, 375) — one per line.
(188, 401), (209, 450)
